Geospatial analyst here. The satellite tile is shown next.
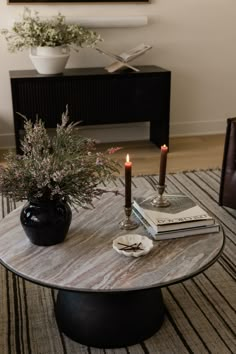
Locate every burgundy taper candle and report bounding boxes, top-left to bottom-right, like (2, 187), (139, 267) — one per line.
(125, 154), (132, 208)
(159, 145), (168, 186)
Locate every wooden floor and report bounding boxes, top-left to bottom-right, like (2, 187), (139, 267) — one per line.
(99, 134), (225, 176)
(0, 134), (225, 176)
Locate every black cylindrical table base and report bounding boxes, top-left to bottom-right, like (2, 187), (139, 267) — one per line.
(55, 288), (165, 348)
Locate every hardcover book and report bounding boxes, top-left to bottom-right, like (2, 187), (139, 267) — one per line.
(133, 208), (220, 240)
(133, 193), (215, 233)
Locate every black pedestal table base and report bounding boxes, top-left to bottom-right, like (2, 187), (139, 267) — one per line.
(55, 288), (165, 348)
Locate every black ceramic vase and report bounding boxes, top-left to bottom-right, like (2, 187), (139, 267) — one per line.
(20, 199), (72, 246)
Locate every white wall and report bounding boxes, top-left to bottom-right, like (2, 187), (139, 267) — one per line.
(0, 0), (236, 148)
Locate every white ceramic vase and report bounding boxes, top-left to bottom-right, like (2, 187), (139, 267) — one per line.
(29, 46), (70, 75)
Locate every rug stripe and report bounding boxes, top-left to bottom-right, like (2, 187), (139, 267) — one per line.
(139, 342), (149, 354)
(51, 289), (68, 354)
(204, 263), (236, 313)
(6, 270), (12, 354)
(203, 273), (236, 312)
(219, 256), (235, 279)
(182, 282), (234, 353)
(166, 287), (211, 353)
(192, 278), (236, 337)
(124, 343), (145, 353)
(206, 169), (221, 183)
(22, 280), (32, 354)
(167, 282), (234, 354)
(222, 253), (236, 273)
(1, 194), (5, 218)
(12, 274), (22, 353)
(218, 257), (236, 280)
(218, 258), (236, 281)
(16, 278), (25, 354)
(164, 308), (194, 353)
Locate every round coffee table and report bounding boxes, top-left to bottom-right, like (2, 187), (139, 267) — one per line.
(0, 196), (225, 348)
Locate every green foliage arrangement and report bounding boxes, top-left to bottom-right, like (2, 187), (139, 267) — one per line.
(0, 7), (102, 53)
(0, 108), (121, 208)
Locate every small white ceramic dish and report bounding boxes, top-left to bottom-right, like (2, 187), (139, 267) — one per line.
(113, 234), (153, 257)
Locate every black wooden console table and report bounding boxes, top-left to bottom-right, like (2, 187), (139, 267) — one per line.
(10, 66), (171, 154)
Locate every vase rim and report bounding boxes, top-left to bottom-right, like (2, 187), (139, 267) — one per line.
(30, 45), (70, 57)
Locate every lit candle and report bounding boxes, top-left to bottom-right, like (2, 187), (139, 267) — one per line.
(125, 154), (132, 208)
(159, 145), (168, 186)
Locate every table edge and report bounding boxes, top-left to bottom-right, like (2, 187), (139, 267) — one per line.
(0, 228), (225, 293)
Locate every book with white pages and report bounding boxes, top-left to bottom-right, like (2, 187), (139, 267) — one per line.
(133, 193), (215, 234)
(133, 207), (220, 240)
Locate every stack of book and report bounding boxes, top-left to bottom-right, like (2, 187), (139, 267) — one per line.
(133, 192), (220, 240)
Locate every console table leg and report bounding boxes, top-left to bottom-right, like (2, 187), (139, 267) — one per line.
(55, 288), (165, 348)
(150, 119), (169, 149)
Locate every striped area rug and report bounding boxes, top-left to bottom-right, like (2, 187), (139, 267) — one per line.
(0, 169), (235, 354)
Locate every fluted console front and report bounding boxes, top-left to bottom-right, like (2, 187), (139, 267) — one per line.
(10, 66), (171, 153)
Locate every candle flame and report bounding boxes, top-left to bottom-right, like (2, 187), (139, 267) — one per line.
(126, 154), (130, 163)
(161, 144), (168, 151)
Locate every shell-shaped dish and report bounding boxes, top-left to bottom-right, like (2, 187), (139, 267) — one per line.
(113, 234), (153, 257)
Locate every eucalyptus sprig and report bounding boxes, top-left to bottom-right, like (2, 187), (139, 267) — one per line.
(0, 107), (121, 209)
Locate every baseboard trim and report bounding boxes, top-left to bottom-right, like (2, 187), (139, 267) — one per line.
(0, 120), (226, 150)
(170, 119), (227, 137)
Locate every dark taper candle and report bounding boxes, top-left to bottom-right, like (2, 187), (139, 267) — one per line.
(159, 145), (168, 186)
(125, 154), (132, 208)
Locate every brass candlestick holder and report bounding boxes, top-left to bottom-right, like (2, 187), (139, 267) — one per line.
(151, 184), (170, 207)
(119, 206), (139, 230)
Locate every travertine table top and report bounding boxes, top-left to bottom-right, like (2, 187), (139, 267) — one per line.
(0, 193), (224, 292)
